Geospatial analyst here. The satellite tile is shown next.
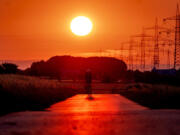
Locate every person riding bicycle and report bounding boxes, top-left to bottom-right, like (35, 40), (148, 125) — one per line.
(85, 69), (93, 98)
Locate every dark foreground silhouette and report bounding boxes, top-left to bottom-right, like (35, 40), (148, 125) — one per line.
(0, 75), (79, 116)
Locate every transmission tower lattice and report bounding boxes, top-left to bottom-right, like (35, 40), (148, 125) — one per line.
(164, 4), (180, 69)
(132, 29), (152, 71)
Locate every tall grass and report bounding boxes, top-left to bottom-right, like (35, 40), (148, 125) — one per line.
(0, 74), (78, 115)
(119, 83), (180, 109)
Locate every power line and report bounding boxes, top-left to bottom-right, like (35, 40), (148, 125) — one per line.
(164, 3), (180, 69)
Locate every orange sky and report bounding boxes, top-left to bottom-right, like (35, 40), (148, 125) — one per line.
(0, 0), (178, 60)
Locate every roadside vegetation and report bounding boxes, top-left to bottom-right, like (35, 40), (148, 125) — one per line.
(0, 60), (180, 115)
(0, 74), (79, 116)
(119, 83), (180, 109)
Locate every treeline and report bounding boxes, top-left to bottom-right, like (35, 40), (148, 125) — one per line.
(0, 63), (19, 74)
(2, 55), (180, 86)
(24, 56), (127, 82)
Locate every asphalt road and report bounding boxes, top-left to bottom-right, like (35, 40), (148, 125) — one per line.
(0, 94), (180, 135)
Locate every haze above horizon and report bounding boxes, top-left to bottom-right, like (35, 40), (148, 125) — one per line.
(0, 0), (178, 60)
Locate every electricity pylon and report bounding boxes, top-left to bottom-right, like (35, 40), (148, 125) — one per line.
(145, 18), (170, 69)
(132, 29), (153, 71)
(164, 3), (180, 69)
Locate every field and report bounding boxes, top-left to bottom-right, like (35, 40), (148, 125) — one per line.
(118, 83), (180, 109)
(59, 81), (180, 109)
(0, 75), (79, 116)
(0, 74), (180, 116)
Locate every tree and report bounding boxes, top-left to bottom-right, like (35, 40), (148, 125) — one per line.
(0, 65), (5, 74)
(2, 63), (18, 74)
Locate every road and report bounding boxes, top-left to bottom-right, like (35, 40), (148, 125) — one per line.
(0, 94), (180, 135)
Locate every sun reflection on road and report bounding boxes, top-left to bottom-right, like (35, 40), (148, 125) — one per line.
(47, 94), (146, 113)
(47, 94), (124, 113)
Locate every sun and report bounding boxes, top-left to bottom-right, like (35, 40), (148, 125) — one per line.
(70, 16), (93, 36)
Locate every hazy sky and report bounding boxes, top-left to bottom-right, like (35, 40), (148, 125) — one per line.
(0, 0), (179, 60)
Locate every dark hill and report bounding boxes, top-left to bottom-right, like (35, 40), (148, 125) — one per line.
(26, 56), (127, 81)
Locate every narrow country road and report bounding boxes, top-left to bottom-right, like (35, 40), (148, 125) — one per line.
(47, 94), (147, 112)
(0, 94), (180, 135)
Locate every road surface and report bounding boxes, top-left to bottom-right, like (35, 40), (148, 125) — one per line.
(0, 94), (180, 135)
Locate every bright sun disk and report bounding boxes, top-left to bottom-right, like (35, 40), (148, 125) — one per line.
(70, 16), (93, 36)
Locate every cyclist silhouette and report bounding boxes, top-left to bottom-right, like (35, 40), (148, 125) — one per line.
(85, 69), (93, 99)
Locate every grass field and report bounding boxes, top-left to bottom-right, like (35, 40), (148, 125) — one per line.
(0, 74), (180, 116)
(0, 75), (79, 116)
(118, 83), (180, 109)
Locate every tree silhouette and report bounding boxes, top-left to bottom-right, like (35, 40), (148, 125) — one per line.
(0, 65), (5, 74)
(2, 63), (18, 74)
(26, 56), (127, 81)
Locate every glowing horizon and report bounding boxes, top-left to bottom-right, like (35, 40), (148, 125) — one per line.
(0, 0), (178, 68)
